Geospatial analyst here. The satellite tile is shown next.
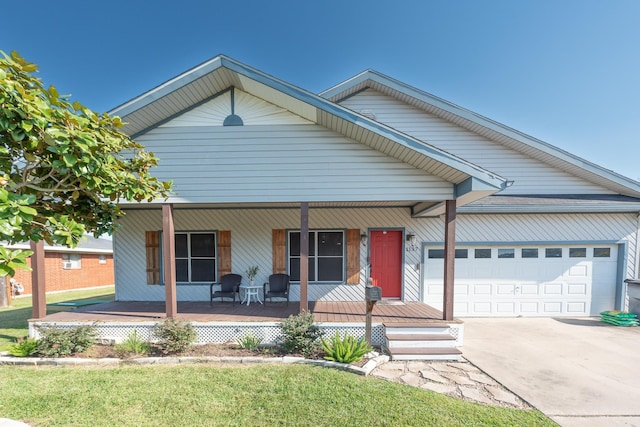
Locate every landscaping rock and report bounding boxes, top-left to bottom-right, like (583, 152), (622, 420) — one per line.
(447, 362), (479, 372)
(400, 372), (423, 387)
(430, 363), (458, 373)
(420, 382), (457, 395)
(440, 372), (476, 386)
(419, 370), (448, 384)
(468, 372), (497, 385)
(486, 385), (520, 406)
(459, 387), (493, 405)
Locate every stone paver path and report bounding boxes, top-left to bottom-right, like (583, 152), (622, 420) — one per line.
(371, 358), (530, 409)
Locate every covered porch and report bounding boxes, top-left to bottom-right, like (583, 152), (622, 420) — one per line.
(29, 300), (463, 347)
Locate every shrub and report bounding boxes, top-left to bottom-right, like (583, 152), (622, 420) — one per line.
(321, 331), (372, 364)
(8, 337), (38, 357)
(35, 324), (97, 357)
(151, 319), (197, 355)
(114, 329), (150, 357)
(236, 332), (262, 351)
(279, 311), (322, 358)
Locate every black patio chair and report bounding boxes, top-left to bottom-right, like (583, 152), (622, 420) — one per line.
(210, 273), (242, 306)
(263, 274), (290, 306)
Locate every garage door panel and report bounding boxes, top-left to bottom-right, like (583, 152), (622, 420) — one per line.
(542, 302), (562, 314)
(567, 283), (587, 295)
(473, 302), (492, 314)
(496, 302), (516, 314)
(567, 302), (588, 313)
(423, 244), (618, 317)
(520, 284), (539, 295)
(568, 264), (589, 277)
(497, 284), (516, 295)
(473, 284), (492, 296)
(519, 302), (539, 314)
(454, 283), (469, 295)
(543, 283), (563, 295)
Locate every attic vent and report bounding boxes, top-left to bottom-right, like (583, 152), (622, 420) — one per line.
(223, 87), (244, 126)
(359, 109), (377, 121)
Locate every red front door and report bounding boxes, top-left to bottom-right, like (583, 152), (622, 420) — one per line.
(369, 230), (403, 298)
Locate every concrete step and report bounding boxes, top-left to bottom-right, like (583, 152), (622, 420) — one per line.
(386, 333), (457, 349)
(386, 346), (463, 361)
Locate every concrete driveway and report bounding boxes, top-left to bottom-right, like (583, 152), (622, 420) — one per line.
(461, 317), (640, 427)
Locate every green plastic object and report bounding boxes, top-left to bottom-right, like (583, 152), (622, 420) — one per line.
(600, 311), (639, 326)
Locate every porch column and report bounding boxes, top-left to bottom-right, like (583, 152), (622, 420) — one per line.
(443, 199), (456, 321)
(162, 203), (177, 318)
(299, 202), (309, 312)
(30, 240), (46, 319)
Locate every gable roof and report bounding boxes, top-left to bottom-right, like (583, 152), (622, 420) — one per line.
(320, 70), (640, 199)
(109, 55), (507, 206)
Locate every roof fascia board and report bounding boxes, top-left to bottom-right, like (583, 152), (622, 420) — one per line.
(459, 204), (640, 214)
(324, 69), (640, 195)
(109, 56), (225, 117)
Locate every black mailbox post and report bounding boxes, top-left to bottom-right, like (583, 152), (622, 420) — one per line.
(365, 285), (382, 345)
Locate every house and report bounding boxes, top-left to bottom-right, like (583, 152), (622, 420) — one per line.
(107, 55), (640, 319)
(7, 236), (114, 295)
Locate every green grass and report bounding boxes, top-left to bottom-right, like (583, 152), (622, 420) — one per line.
(0, 364), (555, 427)
(0, 286), (114, 351)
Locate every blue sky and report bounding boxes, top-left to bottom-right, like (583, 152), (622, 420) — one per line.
(3, 0), (639, 180)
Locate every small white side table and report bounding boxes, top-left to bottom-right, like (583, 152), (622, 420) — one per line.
(239, 284), (263, 306)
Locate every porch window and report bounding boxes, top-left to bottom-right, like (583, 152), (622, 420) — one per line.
(175, 232), (216, 283)
(288, 231), (344, 282)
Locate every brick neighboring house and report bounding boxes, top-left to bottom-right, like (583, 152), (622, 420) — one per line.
(6, 236), (114, 295)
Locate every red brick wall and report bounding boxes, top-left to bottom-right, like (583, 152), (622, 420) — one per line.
(11, 252), (114, 295)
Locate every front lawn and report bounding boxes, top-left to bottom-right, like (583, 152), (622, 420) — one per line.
(0, 286), (115, 351)
(0, 364), (555, 426)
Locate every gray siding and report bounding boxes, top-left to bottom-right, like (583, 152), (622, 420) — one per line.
(114, 208), (637, 307)
(339, 90), (614, 195)
(137, 124), (454, 203)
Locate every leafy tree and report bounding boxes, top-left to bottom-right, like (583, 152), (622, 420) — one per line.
(0, 51), (171, 276)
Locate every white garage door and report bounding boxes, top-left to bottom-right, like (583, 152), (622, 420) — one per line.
(423, 245), (618, 317)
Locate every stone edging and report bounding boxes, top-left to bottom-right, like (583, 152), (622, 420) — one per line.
(0, 354), (390, 376)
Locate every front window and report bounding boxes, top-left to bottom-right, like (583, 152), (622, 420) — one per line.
(175, 232), (216, 282)
(289, 231), (344, 282)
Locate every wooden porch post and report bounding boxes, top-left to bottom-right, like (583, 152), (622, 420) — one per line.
(443, 199), (456, 321)
(299, 202), (309, 312)
(30, 240), (46, 319)
(162, 203), (177, 318)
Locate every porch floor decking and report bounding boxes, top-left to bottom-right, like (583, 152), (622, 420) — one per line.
(37, 300), (458, 324)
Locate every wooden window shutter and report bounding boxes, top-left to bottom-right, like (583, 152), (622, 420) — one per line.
(272, 229), (286, 274)
(218, 231), (232, 279)
(346, 229), (361, 284)
(145, 231), (160, 285)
